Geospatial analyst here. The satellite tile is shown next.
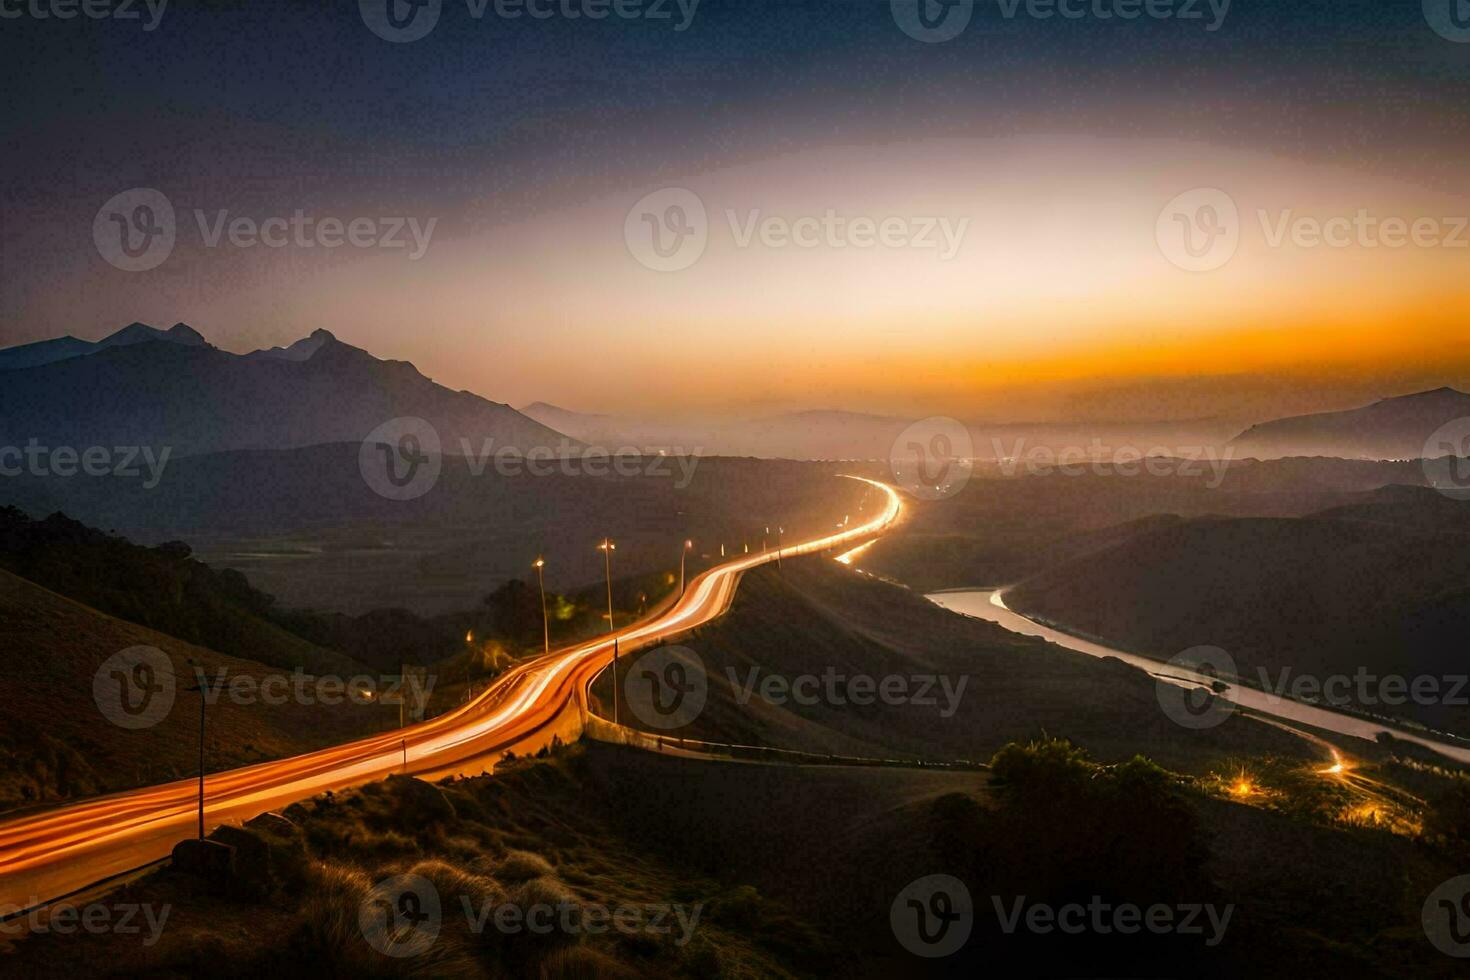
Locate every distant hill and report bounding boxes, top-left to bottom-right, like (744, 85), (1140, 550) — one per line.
(1005, 490), (1470, 737)
(0, 323), (571, 457)
(0, 321), (208, 371)
(1229, 387), (1470, 460)
(0, 507), (365, 676)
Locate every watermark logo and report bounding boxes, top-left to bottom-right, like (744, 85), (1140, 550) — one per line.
(360, 0), (443, 42)
(360, 874), (442, 958)
(624, 645), (707, 730)
(625, 187), (708, 272)
(1156, 188), (1239, 272)
(891, 0), (974, 43)
(1155, 645), (1236, 730)
(890, 416), (973, 500)
(891, 874), (973, 957)
(1423, 418), (1470, 501)
(1424, 0), (1470, 43)
(1423, 875), (1470, 957)
(360, 417), (443, 501)
(94, 188), (175, 272)
(93, 646), (175, 730)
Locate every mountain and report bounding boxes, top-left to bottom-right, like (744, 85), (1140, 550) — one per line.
(1229, 387), (1470, 460)
(0, 324), (572, 457)
(0, 321), (208, 371)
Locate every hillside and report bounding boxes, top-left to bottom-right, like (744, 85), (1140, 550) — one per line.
(1229, 386), (1470, 460)
(0, 324), (569, 457)
(1005, 490), (1470, 737)
(600, 557), (1316, 774)
(0, 507), (362, 676)
(0, 568), (396, 813)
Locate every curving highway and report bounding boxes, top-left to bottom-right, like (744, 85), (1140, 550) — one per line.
(0, 476), (902, 911)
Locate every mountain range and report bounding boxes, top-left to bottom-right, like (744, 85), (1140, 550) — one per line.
(0, 323), (570, 457)
(1229, 386), (1470, 460)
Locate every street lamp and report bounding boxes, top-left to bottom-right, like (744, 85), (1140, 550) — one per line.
(598, 539), (617, 724)
(679, 539), (692, 596)
(533, 558), (549, 655)
(777, 525), (784, 570)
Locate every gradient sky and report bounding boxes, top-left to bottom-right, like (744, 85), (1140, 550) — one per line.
(3, 0), (1468, 424)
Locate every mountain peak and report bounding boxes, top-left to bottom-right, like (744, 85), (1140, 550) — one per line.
(166, 323), (208, 346)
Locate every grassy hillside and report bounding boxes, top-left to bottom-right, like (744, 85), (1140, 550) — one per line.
(0, 569), (398, 813)
(7, 743), (1465, 978)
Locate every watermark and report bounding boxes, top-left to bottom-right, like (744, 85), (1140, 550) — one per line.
(1156, 187), (1239, 272)
(93, 188), (175, 272)
(728, 666), (968, 718)
(990, 438), (1234, 488)
(0, 440), (171, 488)
(1423, 418), (1470, 501)
(190, 667), (435, 712)
(0, 900), (170, 947)
(358, 874), (702, 958)
(0, 0), (167, 30)
(889, 416), (974, 500)
(890, 0), (1229, 43)
(1155, 645), (1237, 730)
(992, 895), (1233, 946)
(891, 875), (973, 957)
(359, 417), (702, 501)
(93, 646), (176, 730)
(1257, 667), (1468, 710)
(359, 0), (700, 44)
(623, 645), (708, 730)
(1158, 188), (1470, 272)
(94, 188), (438, 272)
(92, 647), (435, 729)
(1423, 875), (1470, 958)
(361, 874), (441, 958)
(623, 188), (970, 272)
(1424, 0), (1470, 43)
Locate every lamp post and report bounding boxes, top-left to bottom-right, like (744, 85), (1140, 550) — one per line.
(533, 558), (549, 655)
(598, 539), (618, 724)
(777, 525), (784, 570)
(679, 539), (692, 596)
(183, 663), (206, 841)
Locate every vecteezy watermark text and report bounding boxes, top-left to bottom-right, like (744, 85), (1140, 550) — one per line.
(0, 441), (171, 488)
(728, 666), (968, 719)
(0, 900), (171, 947)
(94, 188), (438, 272)
(890, 0), (1229, 44)
(359, 873), (701, 959)
(0, 0), (167, 29)
(359, 0), (701, 43)
(992, 895), (1233, 946)
(359, 417), (701, 501)
(990, 438), (1234, 488)
(624, 187), (970, 272)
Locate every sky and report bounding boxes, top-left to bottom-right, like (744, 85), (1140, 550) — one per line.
(2, 0), (1469, 425)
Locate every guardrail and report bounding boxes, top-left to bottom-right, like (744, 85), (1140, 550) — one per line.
(583, 714), (987, 771)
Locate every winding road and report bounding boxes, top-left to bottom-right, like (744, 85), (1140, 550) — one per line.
(0, 476), (903, 912)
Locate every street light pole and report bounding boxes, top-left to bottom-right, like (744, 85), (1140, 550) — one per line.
(777, 525), (784, 571)
(679, 539), (692, 596)
(534, 558), (549, 655)
(599, 539), (618, 724)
